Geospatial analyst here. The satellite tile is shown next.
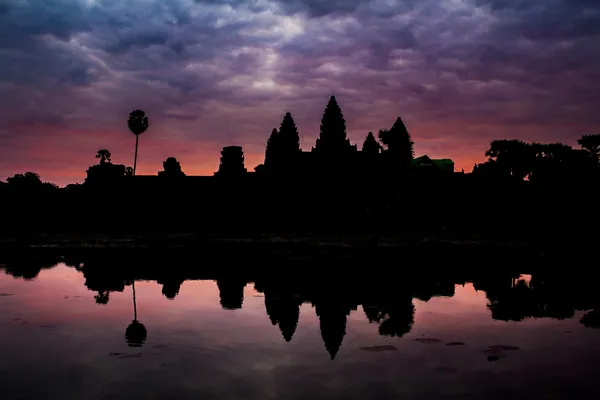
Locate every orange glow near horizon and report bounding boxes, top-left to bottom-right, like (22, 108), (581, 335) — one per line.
(0, 123), (485, 187)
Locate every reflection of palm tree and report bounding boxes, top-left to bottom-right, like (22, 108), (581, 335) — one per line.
(125, 281), (147, 347)
(127, 109), (149, 175)
(94, 290), (110, 305)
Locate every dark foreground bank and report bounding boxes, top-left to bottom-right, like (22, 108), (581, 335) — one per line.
(0, 230), (596, 278)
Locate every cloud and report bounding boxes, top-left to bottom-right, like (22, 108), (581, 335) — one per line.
(1, 0), (599, 184)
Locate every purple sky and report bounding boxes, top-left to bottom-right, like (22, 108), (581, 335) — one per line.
(1, 0), (599, 186)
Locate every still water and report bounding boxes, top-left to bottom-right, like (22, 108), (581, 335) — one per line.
(1, 262), (600, 399)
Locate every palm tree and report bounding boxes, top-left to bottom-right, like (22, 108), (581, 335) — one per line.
(127, 110), (149, 175)
(95, 149), (111, 165)
(125, 281), (147, 347)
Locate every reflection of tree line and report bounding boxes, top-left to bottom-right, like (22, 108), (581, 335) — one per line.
(474, 273), (600, 327)
(2, 259), (600, 359)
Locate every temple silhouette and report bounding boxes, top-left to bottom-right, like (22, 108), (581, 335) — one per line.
(84, 96), (455, 186)
(2, 96), (598, 236)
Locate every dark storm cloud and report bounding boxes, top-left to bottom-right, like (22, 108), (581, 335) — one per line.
(1, 0), (600, 184)
(275, 0), (367, 17)
(476, 0), (600, 41)
(0, 0), (92, 48)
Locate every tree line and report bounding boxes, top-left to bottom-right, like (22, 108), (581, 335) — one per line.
(473, 135), (600, 181)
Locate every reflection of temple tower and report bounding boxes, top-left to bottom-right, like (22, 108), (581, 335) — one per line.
(315, 302), (349, 360)
(217, 279), (246, 310)
(278, 301), (300, 342)
(264, 291), (301, 342)
(161, 280), (183, 300)
(216, 146), (247, 176)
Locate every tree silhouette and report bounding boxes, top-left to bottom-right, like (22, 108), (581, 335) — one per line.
(362, 132), (381, 157)
(485, 140), (535, 180)
(577, 134), (600, 163)
(362, 304), (385, 323)
(95, 149), (111, 165)
(378, 117), (414, 173)
(377, 302), (415, 338)
(158, 157), (185, 177)
(125, 166), (133, 177)
(314, 95), (352, 155)
(533, 142), (573, 162)
(581, 309), (600, 329)
(6, 172), (42, 187)
(127, 109), (149, 175)
(530, 142), (593, 180)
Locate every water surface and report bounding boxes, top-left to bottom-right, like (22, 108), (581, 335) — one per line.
(1, 262), (599, 399)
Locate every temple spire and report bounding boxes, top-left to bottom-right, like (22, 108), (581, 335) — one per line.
(314, 96), (352, 155)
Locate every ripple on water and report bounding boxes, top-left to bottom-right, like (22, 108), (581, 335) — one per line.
(483, 345), (520, 362)
(359, 345), (398, 352)
(414, 338), (442, 344)
(485, 345), (520, 352)
(434, 366), (458, 373)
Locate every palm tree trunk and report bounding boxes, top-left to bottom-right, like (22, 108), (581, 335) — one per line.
(132, 281), (138, 321)
(133, 135), (139, 176)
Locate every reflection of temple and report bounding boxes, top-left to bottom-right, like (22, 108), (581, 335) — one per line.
(264, 290), (302, 342)
(85, 162), (126, 185)
(473, 272), (600, 323)
(84, 95), (455, 186)
(159, 277), (184, 300)
(315, 301), (351, 360)
(217, 279), (247, 310)
(5, 255), (600, 360)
